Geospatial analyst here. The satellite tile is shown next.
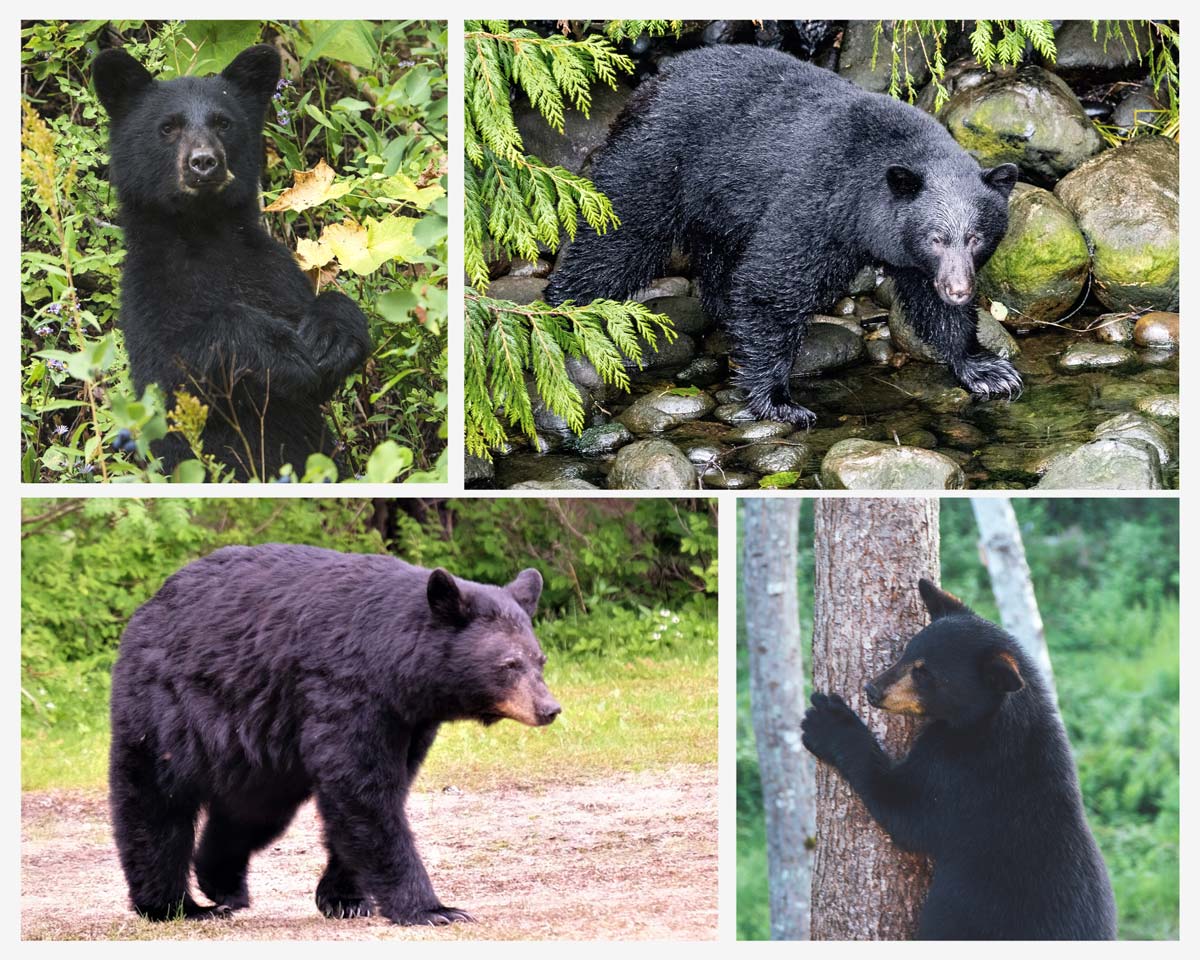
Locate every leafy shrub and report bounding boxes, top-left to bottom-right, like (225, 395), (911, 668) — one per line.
(20, 20), (448, 482)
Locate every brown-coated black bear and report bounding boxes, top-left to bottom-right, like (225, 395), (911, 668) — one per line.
(109, 544), (560, 924)
(802, 579), (1116, 940)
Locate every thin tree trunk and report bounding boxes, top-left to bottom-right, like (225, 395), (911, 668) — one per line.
(810, 498), (936, 940)
(742, 499), (815, 940)
(970, 498), (1056, 698)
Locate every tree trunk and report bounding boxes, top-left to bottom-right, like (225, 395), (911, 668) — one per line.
(971, 498), (1056, 699)
(742, 499), (815, 940)
(810, 498), (937, 940)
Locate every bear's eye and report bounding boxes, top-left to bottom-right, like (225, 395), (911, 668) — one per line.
(912, 664), (931, 682)
(930, 236), (946, 248)
(503, 658), (522, 672)
(967, 233), (981, 248)
(159, 120), (177, 136)
(214, 116), (231, 131)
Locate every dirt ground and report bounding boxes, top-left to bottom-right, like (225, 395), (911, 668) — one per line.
(21, 766), (717, 941)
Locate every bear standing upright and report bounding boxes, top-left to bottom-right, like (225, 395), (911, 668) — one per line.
(108, 544), (561, 924)
(545, 46), (1022, 425)
(801, 580), (1117, 940)
(93, 45), (371, 480)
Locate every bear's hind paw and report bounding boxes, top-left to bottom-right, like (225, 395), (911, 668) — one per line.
(955, 353), (1023, 401)
(748, 390), (817, 427)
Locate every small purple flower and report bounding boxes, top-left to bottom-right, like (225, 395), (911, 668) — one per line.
(36, 325), (52, 337)
(276, 109), (290, 127)
(47, 359), (66, 372)
(46, 302), (63, 316)
(276, 78), (292, 91)
(272, 91), (282, 101)
(78, 462), (95, 475)
(53, 424), (68, 436)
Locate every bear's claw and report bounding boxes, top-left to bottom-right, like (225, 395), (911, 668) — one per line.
(318, 896), (373, 919)
(955, 352), (1023, 401)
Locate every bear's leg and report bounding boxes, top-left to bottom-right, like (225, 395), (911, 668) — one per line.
(194, 801), (300, 911)
(315, 850), (371, 919)
(690, 236), (741, 320)
(544, 219), (672, 305)
(891, 269), (1023, 399)
(109, 742), (219, 921)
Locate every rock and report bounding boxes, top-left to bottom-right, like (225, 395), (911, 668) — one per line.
(676, 355), (726, 387)
(508, 258), (552, 278)
(1111, 84), (1166, 136)
(625, 332), (697, 371)
(833, 297), (858, 317)
(978, 183), (1091, 326)
(713, 402), (759, 425)
(608, 439), (698, 489)
(1057, 342), (1136, 372)
(976, 309), (1021, 359)
(464, 454), (495, 486)
(866, 338), (894, 365)
(486, 276), (549, 304)
(568, 422), (633, 457)
(682, 441), (730, 467)
(1036, 438), (1163, 490)
(729, 420), (793, 442)
(1134, 393), (1179, 421)
(633, 276), (691, 301)
(890, 303), (1018, 362)
(1133, 312), (1179, 348)
(510, 479), (599, 490)
(1053, 20), (1155, 73)
(1139, 347), (1177, 367)
(699, 467), (758, 489)
(917, 57), (998, 115)
(874, 276), (898, 308)
(790, 322), (863, 375)
(839, 20), (929, 93)
(739, 440), (809, 475)
(922, 387), (973, 415)
(715, 387), (749, 404)
(813, 315), (865, 337)
(514, 83), (631, 174)
(898, 429), (938, 449)
(820, 439), (966, 490)
(849, 265), (883, 296)
(1093, 412), (1173, 467)
(1093, 313), (1135, 343)
(936, 418), (987, 449)
(703, 329), (733, 357)
(1054, 138), (1179, 312)
(495, 453), (596, 488)
(942, 66), (1102, 179)
(617, 388), (716, 435)
(642, 296), (713, 336)
(854, 299), (889, 324)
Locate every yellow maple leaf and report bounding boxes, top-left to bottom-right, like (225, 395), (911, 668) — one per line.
(264, 159), (353, 213)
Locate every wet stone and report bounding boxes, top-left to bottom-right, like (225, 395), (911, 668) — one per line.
(1036, 438), (1163, 490)
(714, 387), (749, 404)
(820, 439), (966, 490)
(676, 355), (726, 387)
(699, 467), (758, 490)
(739, 440), (809, 475)
(1134, 394), (1180, 421)
(898, 429), (938, 449)
(833, 297), (858, 317)
(464, 454), (495, 486)
(486, 276), (549, 304)
(791, 322), (863, 375)
(634, 276), (691, 301)
(1139, 347), (1177, 367)
(1133, 312), (1179, 348)
(936, 418), (987, 449)
(1093, 314), (1135, 343)
(682, 442), (730, 467)
(643, 296), (714, 337)
(713, 402), (759, 425)
(1093, 413), (1174, 468)
(508, 257), (552, 278)
(1057, 342), (1137, 372)
(496, 453), (598, 489)
(728, 420), (793, 442)
(617, 388), (716, 435)
(866, 339), (895, 365)
(568, 423), (633, 457)
(510, 479), (599, 490)
(625, 332), (697, 371)
(607, 439), (697, 490)
(922, 387), (973, 416)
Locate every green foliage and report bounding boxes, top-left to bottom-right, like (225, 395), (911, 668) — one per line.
(465, 291), (675, 456)
(603, 21), (684, 43)
(20, 20), (448, 482)
(463, 20), (674, 456)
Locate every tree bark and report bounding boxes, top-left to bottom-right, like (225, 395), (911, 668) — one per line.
(810, 498), (936, 940)
(742, 499), (815, 940)
(970, 498), (1056, 699)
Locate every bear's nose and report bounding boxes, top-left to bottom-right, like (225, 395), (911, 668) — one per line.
(537, 702), (562, 725)
(865, 682), (883, 707)
(188, 149), (220, 176)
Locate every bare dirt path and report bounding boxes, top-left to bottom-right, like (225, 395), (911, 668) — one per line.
(21, 766), (717, 941)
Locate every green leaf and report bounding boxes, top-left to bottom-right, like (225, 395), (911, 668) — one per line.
(298, 20), (378, 70)
(759, 471), (801, 489)
(172, 460), (207, 483)
(364, 440), (414, 482)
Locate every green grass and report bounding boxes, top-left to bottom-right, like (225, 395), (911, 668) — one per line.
(22, 631), (717, 794)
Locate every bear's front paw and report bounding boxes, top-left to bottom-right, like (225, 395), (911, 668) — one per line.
(317, 894), (373, 919)
(955, 352), (1023, 401)
(748, 386), (817, 427)
(801, 692), (869, 766)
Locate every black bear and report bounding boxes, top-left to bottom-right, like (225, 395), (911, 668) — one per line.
(109, 544), (560, 924)
(93, 45), (371, 480)
(801, 579), (1116, 940)
(545, 46), (1022, 425)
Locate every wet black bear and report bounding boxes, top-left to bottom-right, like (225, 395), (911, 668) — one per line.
(801, 579), (1116, 940)
(545, 46), (1022, 424)
(93, 45), (371, 480)
(109, 544), (560, 924)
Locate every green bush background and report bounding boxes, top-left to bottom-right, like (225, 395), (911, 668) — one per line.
(736, 499), (1179, 941)
(21, 20), (448, 482)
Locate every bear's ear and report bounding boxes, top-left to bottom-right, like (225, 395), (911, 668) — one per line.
(886, 164), (924, 199)
(983, 649), (1024, 693)
(427, 568), (470, 626)
(220, 44), (281, 111)
(93, 49), (154, 120)
(918, 578), (969, 620)
(982, 163), (1020, 197)
(506, 568), (543, 618)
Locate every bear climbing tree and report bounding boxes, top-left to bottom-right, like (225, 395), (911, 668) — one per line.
(809, 498), (936, 940)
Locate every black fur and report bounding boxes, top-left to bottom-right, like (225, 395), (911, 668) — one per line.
(92, 46), (371, 479)
(108, 544), (560, 924)
(801, 579), (1116, 940)
(544, 46), (1021, 424)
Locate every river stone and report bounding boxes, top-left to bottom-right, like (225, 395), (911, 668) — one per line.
(715, 387), (749, 404)
(849, 265), (883, 296)
(713, 402), (759, 424)
(486, 276), (548, 304)
(1054, 138), (1179, 312)
(682, 441), (730, 466)
(866, 338), (895, 365)
(978, 183), (1091, 326)
(617, 388), (716, 435)
(510, 479), (599, 490)
(676, 355), (725, 387)
(700, 467), (758, 490)
(1133, 312), (1179, 348)
(1057, 342), (1136, 372)
(1093, 313), (1135, 343)
(918, 57), (999, 116)
(936, 418), (987, 449)
(608, 439), (698, 490)
(740, 440), (809, 475)
(1093, 412), (1173, 467)
(508, 257), (552, 278)
(791, 322), (863, 375)
(643, 296), (713, 336)
(568, 422), (633, 457)
(1111, 84), (1165, 136)
(464, 454), (495, 486)
(624, 332), (696, 371)
(634, 276), (691, 301)
(1036, 438), (1163, 490)
(1053, 21), (1155, 73)
(514, 82), (631, 174)
(890, 303), (1018, 362)
(839, 20), (929, 93)
(834, 297), (858, 317)
(1134, 394), (1179, 421)
(1139, 347), (1177, 367)
(873, 276), (898, 308)
(820, 439), (966, 490)
(942, 66), (1102, 179)
(729, 420), (793, 442)
(496, 453), (595, 488)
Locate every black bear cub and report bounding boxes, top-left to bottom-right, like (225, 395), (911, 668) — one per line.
(93, 46), (371, 480)
(545, 46), (1021, 425)
(109, 545), (560, 924)
(801, 579), (1116, 940)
